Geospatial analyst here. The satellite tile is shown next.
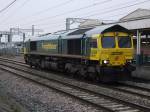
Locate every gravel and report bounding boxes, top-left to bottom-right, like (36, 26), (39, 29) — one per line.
(0, 69), (102, 112)
(2, 55), (150, 111)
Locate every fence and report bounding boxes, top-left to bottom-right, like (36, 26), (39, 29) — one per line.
(0, 43), (22, 56)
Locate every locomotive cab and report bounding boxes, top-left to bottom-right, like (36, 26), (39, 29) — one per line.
(100, 32), (134, 67)
(86, 24), (135, 76)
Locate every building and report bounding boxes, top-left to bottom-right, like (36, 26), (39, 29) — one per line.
(118, 8), (150, 65)
(78, 8), (150, 65)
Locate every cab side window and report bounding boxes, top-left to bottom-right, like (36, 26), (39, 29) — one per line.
(90, 39), (97, 48)
(30, 41), (37, 51)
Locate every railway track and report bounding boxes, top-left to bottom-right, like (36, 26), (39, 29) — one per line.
(1, 57), (150, 94)
(0, 58), (150, 111)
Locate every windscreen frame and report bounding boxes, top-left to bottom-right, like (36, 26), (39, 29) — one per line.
(101, 36), (116, 48)
(117, 36), (132, 48)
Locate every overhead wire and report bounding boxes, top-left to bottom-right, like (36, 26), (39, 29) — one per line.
(0, 0), (18, 13)
(83, 0), (150, 18)
(4, 0), (75, 24)
(21, 0), (146, 28)
(36, 0), (150, 33)
(19, 0), (112, 26)
(29, 0), (74, 16)
(22, 0), (150, 28)
(0, 0), (31, 24)
(2, 0), (150, 33)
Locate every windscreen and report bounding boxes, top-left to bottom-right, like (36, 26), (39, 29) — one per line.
(118, 36), (131, 48)
(101, 36), (115, 48)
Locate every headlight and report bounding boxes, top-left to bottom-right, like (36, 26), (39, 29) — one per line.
(126, 59), (132, 63)
(103, 60), (109, 64)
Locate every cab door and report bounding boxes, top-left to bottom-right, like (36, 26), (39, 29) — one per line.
(88, 35), (100, 60)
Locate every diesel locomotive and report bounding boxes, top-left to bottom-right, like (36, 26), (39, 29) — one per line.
(24, 24), (135, 82)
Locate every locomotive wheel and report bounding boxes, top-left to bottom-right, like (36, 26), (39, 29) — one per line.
(58, 63), (66, 72)
(79, 67), (87, 77)
(121, 69), (132, 80)
(94, 74), (100, 82)
(98, 69), (107, 83)
(25, 60), (27, 64)
(30, 64), (33, 68)
(29, 62), (33, 68)
(40, 60), (45, 69)
(87, 72), (100, 82)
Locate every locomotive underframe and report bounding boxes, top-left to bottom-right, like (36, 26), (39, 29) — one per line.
(24, 53), (133, 82)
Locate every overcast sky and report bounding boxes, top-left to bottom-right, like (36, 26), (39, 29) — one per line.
(0, 0), (150, 34)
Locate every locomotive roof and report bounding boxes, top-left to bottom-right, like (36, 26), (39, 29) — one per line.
(85, 24), (130, 37)
(24, 34), (59, 42)
(61, 28), (92, 39)
(25, 24), (129, 42)
(68, 28), (92, 35)
(24, 29), (76, 42)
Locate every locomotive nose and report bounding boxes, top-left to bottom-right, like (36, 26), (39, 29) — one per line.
(101, 50), (126, 66)
(109, 54), (125, 66)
